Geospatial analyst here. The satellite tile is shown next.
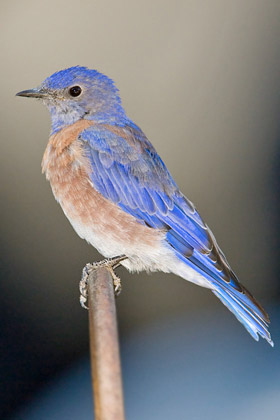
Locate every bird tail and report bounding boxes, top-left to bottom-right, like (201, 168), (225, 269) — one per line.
(212, 284), (274, 346)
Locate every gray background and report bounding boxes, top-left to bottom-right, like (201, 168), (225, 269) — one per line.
(1, 1), (279, 418)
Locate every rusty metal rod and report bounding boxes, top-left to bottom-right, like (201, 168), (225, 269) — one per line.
(87, 266), (126, 420)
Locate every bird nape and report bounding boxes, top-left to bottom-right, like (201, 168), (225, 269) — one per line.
(16, 66), (273, 346)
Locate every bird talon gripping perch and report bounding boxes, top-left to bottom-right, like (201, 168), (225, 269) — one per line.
(17, 66), (273, 345)
(79, 255), (127, 309)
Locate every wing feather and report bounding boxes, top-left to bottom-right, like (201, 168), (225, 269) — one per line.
(79, 122), (271, 344)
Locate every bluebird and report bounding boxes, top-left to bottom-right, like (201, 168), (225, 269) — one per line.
(17, 66), (273, 346)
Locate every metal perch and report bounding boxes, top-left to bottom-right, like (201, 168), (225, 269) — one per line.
(87, 265), (126, 420)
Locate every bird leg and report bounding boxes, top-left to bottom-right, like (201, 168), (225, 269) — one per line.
(79, 255), (127, 309)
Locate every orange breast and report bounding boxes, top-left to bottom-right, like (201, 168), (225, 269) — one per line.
(41, 120), (163, 249)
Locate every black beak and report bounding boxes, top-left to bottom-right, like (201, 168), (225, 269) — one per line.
(16, 88), (49, 99)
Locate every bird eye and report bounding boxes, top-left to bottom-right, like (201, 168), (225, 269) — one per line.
(69, 86), (82, 97)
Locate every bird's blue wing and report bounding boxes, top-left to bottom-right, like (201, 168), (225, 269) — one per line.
(79, 122), (272, 345)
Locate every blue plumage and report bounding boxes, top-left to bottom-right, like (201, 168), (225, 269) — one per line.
(80, 120), (273, 346)
(17, 66), (273, 346)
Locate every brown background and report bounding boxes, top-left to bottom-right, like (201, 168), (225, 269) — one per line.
(0, 1), (279, 418)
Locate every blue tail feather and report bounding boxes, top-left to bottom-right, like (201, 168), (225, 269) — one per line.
(174, 249), (273, 346)
(213, 285), (273, 346)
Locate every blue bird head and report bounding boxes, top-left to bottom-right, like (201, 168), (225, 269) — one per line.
(17, 66), (126, 133)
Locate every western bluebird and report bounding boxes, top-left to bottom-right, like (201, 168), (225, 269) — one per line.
(17, 66), (273, 346)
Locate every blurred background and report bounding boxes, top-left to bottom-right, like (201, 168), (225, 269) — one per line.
(1, 0), (280, 418)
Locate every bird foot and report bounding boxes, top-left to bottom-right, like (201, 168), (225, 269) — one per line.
(79, 255), (127, 309)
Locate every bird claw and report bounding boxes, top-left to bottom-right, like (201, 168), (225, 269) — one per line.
(79, 263), (92, 309)
(109, 268), (122, 296)
(79, 256), (127, 309)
